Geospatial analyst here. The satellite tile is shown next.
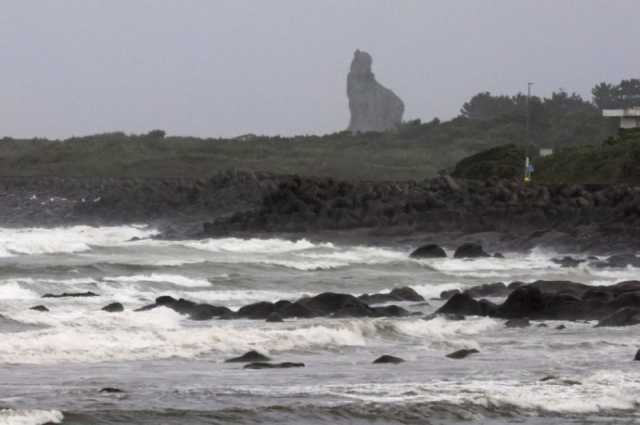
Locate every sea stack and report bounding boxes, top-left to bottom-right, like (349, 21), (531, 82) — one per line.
(347, 49), (405, 133)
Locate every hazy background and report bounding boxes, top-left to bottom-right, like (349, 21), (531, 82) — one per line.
(1, 0), (638, 139)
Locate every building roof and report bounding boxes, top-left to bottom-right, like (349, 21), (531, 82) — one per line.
(603, 107), (640, 117)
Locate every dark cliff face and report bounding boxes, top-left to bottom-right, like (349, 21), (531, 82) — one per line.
(347, 50), (404, 133)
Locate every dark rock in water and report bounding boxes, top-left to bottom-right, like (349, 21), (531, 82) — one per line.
(373, 355), (405, 364)
(423, 313), (466, 321)
(596, 307), (640, 327)
(389, 287), (424, 302)
(436, 293), (492, 316)
(371, 305), (411, 317)
(634, 349), (640, 361)
(359, 286), (424, 304)
(225, 350), (271, 363)
(537, 323), (548, 328)
(237, 301), (275, 319)
(493, 253), (505, 259)
(552, 256), (586, 268)
(592, 254), (640, 269)
(275, 292), (408, 319)
(102, 302), (124, 313)
(278, 302), (316, 319)
(265, 312), (284, 323)
(137, 296), (232, 320)
(409, 244), (447, 259)
(494, 286), (546, 319)
(539, 376), (581, 386)
(99, 387), (125, 394)
(505, 318), (530, 328)
(555, 324), (566, 330)
(243, 362), (305, 369)
(440, 289), (461, 300)
(30, 305), (49, 312)
(464, 282), (510, 298)
(43, 291), (98, 298)
(446, 348), (479, 359)
(453, 243), (490, 259)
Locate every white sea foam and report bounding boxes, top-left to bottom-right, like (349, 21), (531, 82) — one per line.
(0, 281), (40, 300)
(183, 238), (334, 254)
(0, 315), (497, 364)
(0, 409), (63, 425)
(0, 225), (157, 257)
(276, 370), (640, 414)
(104, 273), (213, 288)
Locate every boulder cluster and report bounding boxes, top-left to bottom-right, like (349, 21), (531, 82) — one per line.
(436, 280), (640, 327)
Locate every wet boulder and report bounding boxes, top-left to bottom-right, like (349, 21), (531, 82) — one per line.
(43, 291), (98, 298)
(592, 254), (640, 269)
(371, 305), (411, 317)
(435, 293), (487, 317)
(225, 350), (271, 363)
(359, 286), (424, 304)
(29, 305), (49, 312)
(446, 348), (479, 359)
(265, 312), (284, 323)
(244, 362), (305, 369)
(596, 307), (640, 327)
(373, 355), (405, 364)
(237, 301), (275, 319)
(409, 244), (447, 259)
(453, 243), (490, 259)
(99, 387), (125, 394)
(464, 282), (510, 298)
(494, 286), (546, 319)
(138, 296), (232, 320)
(102, 302), (124, 313)
(505, 318), (531, 328)
(634, 349), (640, 361)
(440, 289), (461, 300)
(278, 302), (317, 319)
(551, 256), (586, 268)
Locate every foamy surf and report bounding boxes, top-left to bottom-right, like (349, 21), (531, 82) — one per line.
(0, 225), (157, 257)
(0, 409), (63, 425)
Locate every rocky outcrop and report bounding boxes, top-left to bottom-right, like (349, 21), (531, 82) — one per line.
(347, 50), (404, 133)
(203, 174), (640, 252)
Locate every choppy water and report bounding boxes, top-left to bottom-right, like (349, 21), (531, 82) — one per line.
(0, 225), (639, 425)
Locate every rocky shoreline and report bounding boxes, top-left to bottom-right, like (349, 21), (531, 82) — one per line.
(2, 172), (640, 252)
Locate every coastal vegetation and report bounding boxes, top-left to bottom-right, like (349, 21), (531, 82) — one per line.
(0, 79), (637, 182)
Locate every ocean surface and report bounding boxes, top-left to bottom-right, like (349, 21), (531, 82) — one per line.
(0, 225), (638, 425)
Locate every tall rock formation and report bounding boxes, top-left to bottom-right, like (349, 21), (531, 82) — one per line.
(347, 50), (404, 133)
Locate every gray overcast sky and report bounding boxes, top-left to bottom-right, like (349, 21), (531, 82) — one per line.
(1, 1), (639, 139)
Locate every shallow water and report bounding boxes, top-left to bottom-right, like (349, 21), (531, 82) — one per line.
(0, 225), (638, 425)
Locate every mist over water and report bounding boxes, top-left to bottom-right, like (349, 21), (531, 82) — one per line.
(0, 225), (638, 424)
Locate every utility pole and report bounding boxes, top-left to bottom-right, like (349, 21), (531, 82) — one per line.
(524, 82), (534, 182)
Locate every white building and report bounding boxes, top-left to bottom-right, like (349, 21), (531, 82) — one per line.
(602, 107), (640, 129)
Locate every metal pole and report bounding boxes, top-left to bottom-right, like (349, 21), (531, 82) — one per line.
(524, 82), (534, 182)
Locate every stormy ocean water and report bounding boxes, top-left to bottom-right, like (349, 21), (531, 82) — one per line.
(0, 225), (639, 425)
